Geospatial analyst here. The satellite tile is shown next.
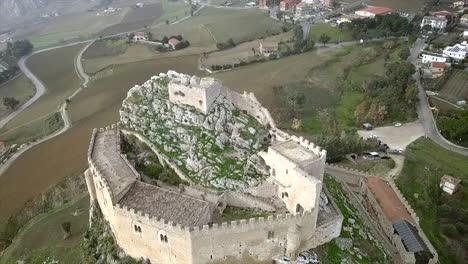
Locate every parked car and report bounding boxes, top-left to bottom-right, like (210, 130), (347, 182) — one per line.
(394, 122), (402, 127)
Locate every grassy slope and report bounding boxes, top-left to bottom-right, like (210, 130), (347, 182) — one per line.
(396, 138), (468, 264)
(0, 75), (35, 119)
(0, 196), (89, 264)
(0, 112), (63, 144)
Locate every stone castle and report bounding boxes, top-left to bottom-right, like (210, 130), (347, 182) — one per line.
(84, 71), (343, 263)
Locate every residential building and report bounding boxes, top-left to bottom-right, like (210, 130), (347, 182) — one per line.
(462, 31), (468, 39)
(259, 41), (279, 57)
(443, 41), (468, 60)
(295, 3), (314, 16)
(453, 1), (466, 8)
(168, 38), (180, 49)
(431, 10), (451, 18)
(440, 175), (462, 195)
(420, 16), (447, 30)
(460, 14), (468, 26)
(430, 62), (448, 78)
(421, 53), (448, 63)
(133, 32), (146, 41)
(280, 0), (301, 11)
(354, 6), (394, 18)
(322, 0), (333, 8)
(260, 0), (280, 8)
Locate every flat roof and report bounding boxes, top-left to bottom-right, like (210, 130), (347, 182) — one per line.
(366, 177), (415, 224)
(119, 181), (211, 227)
(270, 140), (318, 164)
(359, 6), (393, 15)
(91, 129), (139, 197)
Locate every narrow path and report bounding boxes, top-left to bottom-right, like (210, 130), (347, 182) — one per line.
(0, 42), (93, 176)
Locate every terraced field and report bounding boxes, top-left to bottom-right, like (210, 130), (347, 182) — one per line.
(439, 70), (468, 103)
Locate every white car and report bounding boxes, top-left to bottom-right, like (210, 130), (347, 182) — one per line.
(394, 122), (402, 127)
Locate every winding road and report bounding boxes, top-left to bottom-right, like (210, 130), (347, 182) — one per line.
(410, 38), (468, 156)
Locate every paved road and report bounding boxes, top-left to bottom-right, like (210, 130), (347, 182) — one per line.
(0, 42), (92, 176)
(409, 38), (468, 156)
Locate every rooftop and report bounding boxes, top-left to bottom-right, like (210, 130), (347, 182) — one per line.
(168, 38), (180, 46)
(118, 181), (212, 226)
(366, 177), (415, 224)
(393, 219), (430, 253)
(422, 16), (448, 22)
(440, 175), (462, 185)
(431, 62), (447, 69)
(359, 6), (393, 15)
(91, 129), (139, 197)
(270, 140), (319, 165)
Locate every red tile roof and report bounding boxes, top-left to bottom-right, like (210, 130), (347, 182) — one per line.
(168, 38), (180, 46)
(432, 62), (447, 69)
(135, 32), (145, 37)
(361, 6), (394, 15)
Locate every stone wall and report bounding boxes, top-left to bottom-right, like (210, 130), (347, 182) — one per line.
(325, 164), (369, 185)
(222, 88), (276, 128)
(224, 191), (277, 212)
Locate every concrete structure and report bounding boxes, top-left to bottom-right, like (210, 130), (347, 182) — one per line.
(354, 6), (393, 18)
(259, 0), (280, 9)
(420, 16), (447, 30)
(440, 175), (461, 195)
(85, 72), (343, 264)
(259, 41), (279, 57)
(133, 32), (146, 41)
(442, 41), (468, 60)
(421, 53), (448, 63)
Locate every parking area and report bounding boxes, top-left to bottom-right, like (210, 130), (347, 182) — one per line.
(358, 121), (425, 150)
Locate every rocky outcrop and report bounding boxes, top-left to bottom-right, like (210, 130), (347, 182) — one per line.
(120, 73), (271, 190)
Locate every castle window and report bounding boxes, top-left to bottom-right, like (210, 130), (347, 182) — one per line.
(134, 224), (141, 233)
(210, 255), (213, 260)
(281, 192), (288, 199)
(267, 230), (274, 239)
(296, 204), (304, 214)
(164, 235), (168, 243)
(272, 168), (276, 176)
(286, 169), (288, 174)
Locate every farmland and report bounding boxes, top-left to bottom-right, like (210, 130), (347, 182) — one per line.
(308, 23), (353, 44)
(439, 70), (468, 103)
(98, 3), (164, 36)
(0, 75), (35, 119)
(396, 138), (468, 264)
(0, 44), (83, 134)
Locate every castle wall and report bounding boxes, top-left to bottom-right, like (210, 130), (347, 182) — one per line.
(190, 212), (317, 263)
(225, 191), (277, 212)
(222, 88), (277, 128)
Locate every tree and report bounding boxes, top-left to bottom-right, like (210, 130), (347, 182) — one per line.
(276, 11), (284, 20)
(421, 24), (432, 32)
(165, 19), (169, 25)
(147, 32), (153, 41)
(3, 97), (19, 110)
(61, 221), (71, 239)
(127, 33), (135, 42)
(304, 39), (315, 52)
(398, 47), (410, 60)
(162, 36), (169, 44)
(318, 33), (331, 46)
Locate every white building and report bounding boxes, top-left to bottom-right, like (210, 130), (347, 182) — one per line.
(421, 53), (448, 63)
(440, 175), (461, 195)
(443, 41), (468, 60)
(420, 16), (447, 30)
(461, 14), (468, 25)
(295, 3), (314, 16)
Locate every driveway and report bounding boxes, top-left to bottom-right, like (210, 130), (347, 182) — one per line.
(358, 121), (425, 150)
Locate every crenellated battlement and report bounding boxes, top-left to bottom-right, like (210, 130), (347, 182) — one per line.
(270, 129), (327, 159)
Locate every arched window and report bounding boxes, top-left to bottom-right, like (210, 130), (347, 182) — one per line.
(272, 168), (276, 176)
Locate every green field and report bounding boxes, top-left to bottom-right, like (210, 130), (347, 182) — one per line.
(0, 75), (35, 119)
(336, 158), (396, 176)
(154, 0), (191, 25)
(309, 23), (353, 44)
(0, 196), (89, 264)
(396, 138), (468, 264)
(152, 7), (285, 45)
